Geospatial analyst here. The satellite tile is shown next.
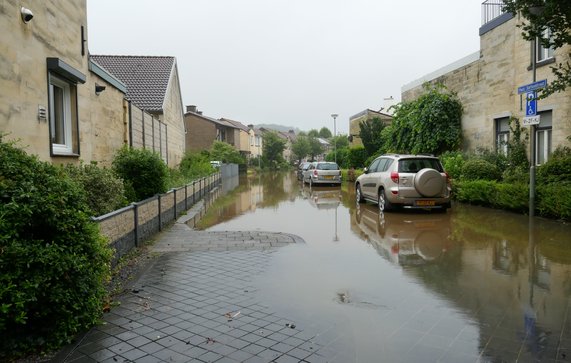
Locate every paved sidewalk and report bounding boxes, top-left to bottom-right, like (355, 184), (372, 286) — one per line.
(53, 221), (343, 363)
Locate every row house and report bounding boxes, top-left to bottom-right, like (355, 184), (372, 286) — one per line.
(184, 107), (263, 160)
(401, 1), (571, 163)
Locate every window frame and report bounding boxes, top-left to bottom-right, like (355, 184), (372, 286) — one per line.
(495, 117), (510, 156)
(48, 74), (74, 155)
(535, 110), (552, 165)
(46, 58), (85, 157)
(536, 28), (555, 63)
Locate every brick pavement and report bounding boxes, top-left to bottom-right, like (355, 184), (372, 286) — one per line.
(53, 221), (344, 363)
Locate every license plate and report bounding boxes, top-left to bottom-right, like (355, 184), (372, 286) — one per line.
(323, 175), (334, 179)
(415, 200), (435, 206)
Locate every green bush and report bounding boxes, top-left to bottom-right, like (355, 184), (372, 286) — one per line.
(454, 179), (498, 205)
(474, 148), (509, 172)
(461, 158), (502, 181)
(536, 152), (571, 185)
(0, 141), (112, 358)
(440, 151), (465, 179)
(61, 162), (126, 216)
(537, 182), (571, 219)
(112, 146), (169, 202)
(454, 180), (529, 213)
(179, 152), (215, 181)
(325, 147), (350, 168)
(348, 146), (368, 168)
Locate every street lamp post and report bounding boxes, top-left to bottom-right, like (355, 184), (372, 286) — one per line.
(331, 114), (338, 163)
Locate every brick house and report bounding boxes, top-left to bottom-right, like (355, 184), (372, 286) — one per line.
(401, 2), (571, 164)
(184, 106), (238, 152)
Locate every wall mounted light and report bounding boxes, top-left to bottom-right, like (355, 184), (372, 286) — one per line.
(95, 84), (106, 95)
(21, 7), (34, 23)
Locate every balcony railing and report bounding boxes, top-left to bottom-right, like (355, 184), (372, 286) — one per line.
(481, 0), (506, 25)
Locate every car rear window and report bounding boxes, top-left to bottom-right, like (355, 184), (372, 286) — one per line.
(317, 163), (339, 170)
(398, 158), (443, 173)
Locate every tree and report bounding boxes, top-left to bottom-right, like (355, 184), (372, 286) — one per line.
(332, 134), (349, 150)
(502, 0), (571, 97)
(307, 129), (319, 137)
(291, 135), (310, 163)
(385, 83), (463, 155)
(262, 132), (286, 167)
(308, 136), (324, 161)
(318, 127), (332, 139)
(209, 141), (245, 164)
(359, 117), (388, 157)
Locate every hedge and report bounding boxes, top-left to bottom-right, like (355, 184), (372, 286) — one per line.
(454, 179), (571, 219)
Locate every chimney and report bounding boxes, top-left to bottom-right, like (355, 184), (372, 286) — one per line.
(186, 105), (197, 113)
(247, 124), (254, 129)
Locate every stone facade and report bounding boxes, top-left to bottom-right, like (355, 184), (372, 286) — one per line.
(402, 14), (571, 158)
(0, 1), (127, 165)
(0, 1), (187, 168)
(348, 109), (393, 148)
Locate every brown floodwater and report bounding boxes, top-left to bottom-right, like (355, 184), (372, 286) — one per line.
(195, 172), (571, 362)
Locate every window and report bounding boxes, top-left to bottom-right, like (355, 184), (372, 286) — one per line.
(537, 28), (554, 63)
(536, 110), (552, 165)
(368, 158), (381, 172)
(495, 117), (510, 155)
(49, 74), (76, 154)
(46, 58), (85, 156)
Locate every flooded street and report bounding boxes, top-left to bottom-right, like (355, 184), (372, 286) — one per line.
(196, 172), (571, 362)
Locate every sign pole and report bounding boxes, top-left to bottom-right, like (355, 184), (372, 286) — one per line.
(529, 38), (537, 217)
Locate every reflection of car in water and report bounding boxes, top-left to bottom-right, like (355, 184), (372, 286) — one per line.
(301, 186), (341, 210)
(353, 203), (451, 266)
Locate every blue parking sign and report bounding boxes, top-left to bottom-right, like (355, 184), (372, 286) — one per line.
(526, 92), (537, 116)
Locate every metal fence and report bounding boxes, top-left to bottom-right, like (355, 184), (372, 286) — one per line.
(92, 172), (221, 266)
(481, 0), (506, 25)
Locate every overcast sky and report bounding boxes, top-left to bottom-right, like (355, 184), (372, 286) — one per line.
(87, 0), (483, 134)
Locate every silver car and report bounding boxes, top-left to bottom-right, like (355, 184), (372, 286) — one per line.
(303, 162), (341, 186)
(355, 154), (451, 211)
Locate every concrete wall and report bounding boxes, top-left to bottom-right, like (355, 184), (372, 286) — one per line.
(401, 16), (571, 155)
(94, 173), (221, 265)
(131, 103), (169, 163)
(156, 64), (185, 167)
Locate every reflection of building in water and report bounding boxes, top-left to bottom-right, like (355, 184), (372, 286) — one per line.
(350, 203), (571, 361)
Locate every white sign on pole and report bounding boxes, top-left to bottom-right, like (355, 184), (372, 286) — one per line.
(523, 115), (541, 126)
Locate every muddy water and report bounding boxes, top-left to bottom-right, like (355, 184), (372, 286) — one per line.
(196, 172), (571, 362)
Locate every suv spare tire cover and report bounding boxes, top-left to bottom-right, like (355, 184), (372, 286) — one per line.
(414, 168), (444, 197)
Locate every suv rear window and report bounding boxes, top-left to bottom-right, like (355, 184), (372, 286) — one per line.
(317, 163), (339, 170)
(398, 158), (443, 173)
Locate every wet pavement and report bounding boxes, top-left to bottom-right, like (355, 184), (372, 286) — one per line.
(55, 172), (571, 362)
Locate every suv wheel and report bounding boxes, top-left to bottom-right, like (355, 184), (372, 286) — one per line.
(378, 189), (393, 212)
(356, 185), (364, 203)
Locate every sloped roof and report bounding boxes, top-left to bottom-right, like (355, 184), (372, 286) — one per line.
(219, 118), (250, 132)
(90, 55), (175, 112)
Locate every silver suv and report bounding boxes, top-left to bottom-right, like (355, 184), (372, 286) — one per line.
(355, 154), (451, 211)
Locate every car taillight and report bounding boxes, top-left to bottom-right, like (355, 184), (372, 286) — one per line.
(444, 171), (450, 181)
(390, 171), (399, 184)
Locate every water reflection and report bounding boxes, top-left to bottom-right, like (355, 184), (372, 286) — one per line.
(196, 171), (571, 362)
